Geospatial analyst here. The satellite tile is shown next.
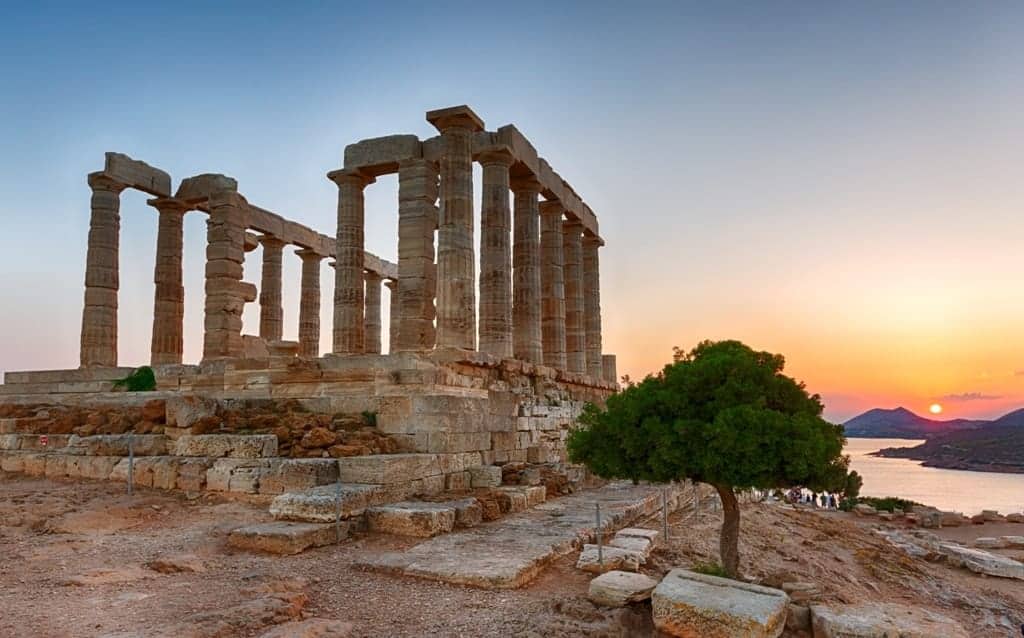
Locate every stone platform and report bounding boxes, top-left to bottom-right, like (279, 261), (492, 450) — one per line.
(357, 482), (691, 589)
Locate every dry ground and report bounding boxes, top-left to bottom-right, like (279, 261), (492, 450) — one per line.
(1, 474), (1022, 637)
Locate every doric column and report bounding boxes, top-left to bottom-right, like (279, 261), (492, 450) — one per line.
(562, 219), (586, 374)
(364, 271), (383, 354)
(148, 198), (188, 365)
(511, 177), (543, 364)
(427, 106), (485, 351)
(327, 169), (374, 354)
(602, 354), (618, 385)
(296, 249), (323, 357)
(583, 234), (604, 378)
(258, 235), (285, 342)
(80, 173), (126, 367)
(203, 191), (254, 360)
(539, 201), (567, 370)
(385, 279), (399, 353)
(478, 147), (514, 359)
(396, 158), (438, 351)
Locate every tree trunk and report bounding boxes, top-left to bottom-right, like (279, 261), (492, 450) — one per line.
(715, 483), (740, 578)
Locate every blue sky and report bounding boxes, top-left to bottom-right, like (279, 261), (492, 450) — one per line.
(1, 2), (1022, 421)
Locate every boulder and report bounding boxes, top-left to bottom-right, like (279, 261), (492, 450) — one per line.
(576, 545), (646, 574)
(588, 570), (659, 607)
(651, 569), (788, 638)
(938, 543), (1024, 579)
(365, 502), (456, 537)
(229, 522), (345, 555)
(853, 503), (877, 517)
(811, 602), (968, 638)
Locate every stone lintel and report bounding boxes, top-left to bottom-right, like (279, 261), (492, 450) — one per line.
(426, 105), (485, 133)
(102, 152), (171, 197)
(343, 134), (422, 176)
(477, 145), (515, 166)
(174, 173), (238, 204)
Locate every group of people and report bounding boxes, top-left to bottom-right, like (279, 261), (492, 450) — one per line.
(786, 488), (839, 509)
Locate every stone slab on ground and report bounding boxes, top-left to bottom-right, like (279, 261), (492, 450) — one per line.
(810, 602), (969, 638)
(365, 501), (457, 537)
(607, 535), (652, 556)
(588, 570), (659, 607)
(576, 544), (646, 573)
(269, 484), (384, 522)
(616, 527), (660, 547)
(228, 521), (347, 555)
(651, 569), (789, 638)
(357, 482), (686, 589)
(938, 542), (1024, 579)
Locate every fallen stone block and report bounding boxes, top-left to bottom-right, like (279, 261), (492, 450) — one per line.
(494, 486), (529, 513)
(450, 498), (483, 528)
(588, 570), (659, 607)
(336, 453), (440, 484)
(938, 542), (1024, 579)
(811, 602), (968, 638)
(608, 535), (652, 556)
(1006, 512), (1024, 523)
(973, 536), (1008, 549)
(467, 464), (502, 488)
(616, 527), (660, 547)
(229, 522), (346, 555)
(982, 509), (1002, 522)
(270, 484), (382, 522)
(576, 545), (646, 574)
(1001, 535), (1024, 549)
(174, 434), (277, 459)
(651, 569), (789, 638)
(365, 502), (456, 537)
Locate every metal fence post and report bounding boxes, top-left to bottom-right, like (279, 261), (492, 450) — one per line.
(127, 433), (134, 497)
(662, 488), (669, 543)
(335, 459), (343, 543)
(595, 502), (603, 568)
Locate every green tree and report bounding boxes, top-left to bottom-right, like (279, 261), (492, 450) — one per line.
(112, 366), (157, 392)
(568, 340), (851, 578)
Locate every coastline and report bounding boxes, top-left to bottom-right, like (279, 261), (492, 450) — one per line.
(871, 445), (1024, 475)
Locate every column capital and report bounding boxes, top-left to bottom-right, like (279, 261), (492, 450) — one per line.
(87, 172), (127, 194)
(384, 278), (398, 290)
(538, 200), (565, 217)
(583, 232), (605, 248)
(363, 270), (383, 283)
(147, 197), (189, 215)
(327, 168), (375, 188)
(510, 175), (543, 194)
(477, 146), (515, 167)
(294, 248), (324, 261)
(426, 104), (485, 132)
(562, 218), (585, 232)
(257, 234), (286, 249)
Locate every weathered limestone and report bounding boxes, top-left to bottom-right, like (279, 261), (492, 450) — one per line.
(562, 220), (586, 374)
(363, 271), (383, 354)
(336, 453), (441, 484)
(80, 173), (127, 367)
(295, 249), (322, 357)
(651, 569), (789, 638)
(203, 191), (252, 360)
(102, 152), (171, 196)
(583, 234), (603, 378)
(328, 169), (374, 354)
(810, 603), (969, 638)
(396, 158), (438, 351)
(258, 235), (285, 342)
(149, 198), (188, 365)
(385, 279), (398, 353)
(270, 484), (384, 522)
(366, 501), (457, 537)
(576, 545), (646, 573)
(539, 201), (567, 370)
(511, 176), (543, 364)
(428, 105), (484, 351)
(602, 354), (618, 385)
(228, 521), (345, 555)
(172, 434), (278, 458)
(478, 147), (514, 359)
(588, 571), (659, 607)
(937, 542), (1024, 579)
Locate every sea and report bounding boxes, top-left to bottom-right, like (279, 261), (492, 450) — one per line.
(845, 438), (1024, 516)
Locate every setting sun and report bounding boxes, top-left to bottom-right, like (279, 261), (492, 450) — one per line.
(929, 403), (943, 415)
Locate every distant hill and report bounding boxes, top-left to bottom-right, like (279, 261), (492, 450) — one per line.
(843, 407), (987, 439)
(874, 416), (1024, 474)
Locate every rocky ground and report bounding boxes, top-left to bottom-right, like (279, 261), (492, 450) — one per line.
(2, 474), (1022, 637)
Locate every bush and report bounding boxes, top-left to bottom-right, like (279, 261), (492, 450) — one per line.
(112, 366), (156, 392)
(361, 410), (377, 427)
(858, 496), (919, 512)
(691, 561), (730, 579)
(839, 497), (858, 512)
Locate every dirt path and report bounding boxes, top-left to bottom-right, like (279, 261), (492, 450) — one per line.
(2, 475), (1022, 637)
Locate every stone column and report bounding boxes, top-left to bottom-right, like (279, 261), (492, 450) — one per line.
(583, 234), (604, 378)
(258, 235), (285, 342)
(478, 148), (514, 359)
(602, 354), (618, 385)
(296, 249), (322, 357)
(364, 271), (383, 354)
(396, 158), (438, 351)
(149, 198), (188, 365)
(539, 201), (567, 370)
(80, 173), (126, 367)
(328, 169), (374, 354)
(385, 279), (399, 353)
(427, 106), (485, 351)
(203, 191), (254, 360)
(511, 177), (543, 364)
(562, 220), (586, 374)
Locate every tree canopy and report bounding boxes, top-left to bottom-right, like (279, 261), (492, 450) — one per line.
(567, 340), (852, 576)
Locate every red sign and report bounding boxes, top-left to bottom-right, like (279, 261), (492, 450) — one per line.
(39, 435), (48, 447)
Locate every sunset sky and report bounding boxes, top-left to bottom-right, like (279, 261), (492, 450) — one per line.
(1, 3), (1022, 423)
